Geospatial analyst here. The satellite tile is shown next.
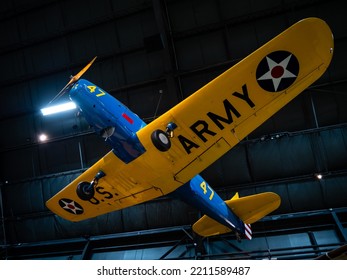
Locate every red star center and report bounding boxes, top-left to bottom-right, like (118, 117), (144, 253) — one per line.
(68, 204), (75, 210)
(271, 65), (284, 78)
(61, 200), (83, 214)
(257, 54), (297, 91)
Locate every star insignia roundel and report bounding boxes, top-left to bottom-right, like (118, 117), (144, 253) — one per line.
(59, 198), (84, 215)
(256, 50), (299, 92)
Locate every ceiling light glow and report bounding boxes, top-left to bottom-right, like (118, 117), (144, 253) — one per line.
(41, 101), (76, 116)
(39, 134), (48, 142)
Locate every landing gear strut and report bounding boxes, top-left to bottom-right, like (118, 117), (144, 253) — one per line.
(235, 232), (242, 242)
(76, 170), (106, 200)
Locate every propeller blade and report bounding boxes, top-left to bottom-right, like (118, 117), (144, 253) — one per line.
(73, 56), (97, 82)
(48, 81), (72, 105)
(48, 56), (97, 105)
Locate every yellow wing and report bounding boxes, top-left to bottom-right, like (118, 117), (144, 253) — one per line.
(46, 151), (165, 221)
(137, 17), (333, 185)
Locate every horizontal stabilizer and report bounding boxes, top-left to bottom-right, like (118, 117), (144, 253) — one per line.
(192, 192), (280, 237)
(226, 192), (281, 224)
(192, 216), (234, 237)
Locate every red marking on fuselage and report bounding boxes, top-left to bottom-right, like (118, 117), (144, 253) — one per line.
(122, 113), (134, 124)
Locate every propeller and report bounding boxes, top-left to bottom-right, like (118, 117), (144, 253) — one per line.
(48, 56), (97, 105)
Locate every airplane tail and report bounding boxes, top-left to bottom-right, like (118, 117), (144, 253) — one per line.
(192, 192), (280, 238)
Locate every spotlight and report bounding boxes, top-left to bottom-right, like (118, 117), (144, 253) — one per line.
(315, 173), (323, 180)
(39, 134), (48, 142)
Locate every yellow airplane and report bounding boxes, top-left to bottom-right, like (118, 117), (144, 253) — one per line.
(46, 18), (333, 240)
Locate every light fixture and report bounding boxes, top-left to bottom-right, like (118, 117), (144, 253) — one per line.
(41, 101), (76, 116)
(315, 173), (323, 180)
(39, 133), (48, 142)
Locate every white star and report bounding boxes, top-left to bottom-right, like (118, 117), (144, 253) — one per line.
(257, 54), (297, 91)
(61, 200), (83, 214)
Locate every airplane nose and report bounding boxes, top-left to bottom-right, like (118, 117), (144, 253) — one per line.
(69, 82), (84, 98)
(69, 81), (91, 107)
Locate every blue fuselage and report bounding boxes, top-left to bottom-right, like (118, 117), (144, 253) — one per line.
(70, 79), (146, 163)
(173, 175), (245, 234)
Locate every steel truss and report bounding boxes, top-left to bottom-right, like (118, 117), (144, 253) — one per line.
(1, 207), (346, 260)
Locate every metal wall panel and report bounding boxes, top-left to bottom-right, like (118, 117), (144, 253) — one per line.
(180, 69), (225, 98)
(0, 83), (32, 119)
(95, 57), (125, 89)
(176, 31), (228, 70)
(328, 40), (347, 81)
(1, 148), (36, 180)
(68, 30), (98, 63)
(17, 7), (48, 42)
(0, 18), (20, 49)
(30, 39), (70, 71)
(43, 2), (65, 35)
(226, 23), (258, 59)
(201, 144), (252, 187)
(117, 12), (153, 49)
(126, 83), (169, 118)
(110, 0), (151, 11)
(38, 140), (81, 174)
(3, 180), (45, 216)
(0, 115), (34, 149)
(314, 1), (346, 37)
(324, 176), (347, 208)
(218, 0), (250, 19)
(0, 51), (26, 83)
(286, 181), (325, 212)
(320, 128), (347, 170)
(82, 134), (111, 167)
(167, 1), (198, 33)
(252, 15), (287, 46)
(123, 52), (153, 83)
(93, 23), (120, 56)
(247, 134), (316, 181)
(61, 0), (92, 29)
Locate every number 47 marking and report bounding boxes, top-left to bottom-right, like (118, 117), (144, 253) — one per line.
(200, 181), (215, 200)
(87, 85), (106, 97)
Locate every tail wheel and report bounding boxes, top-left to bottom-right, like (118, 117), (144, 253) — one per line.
(76, 181), (95, 201)
(151, 129), (171, 152)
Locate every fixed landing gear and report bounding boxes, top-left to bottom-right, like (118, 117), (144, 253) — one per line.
(151, 122), (177, 152)
(151, 129), (171, 151)
(235, 232), (242, 242)
(76, 170), (106, 200)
